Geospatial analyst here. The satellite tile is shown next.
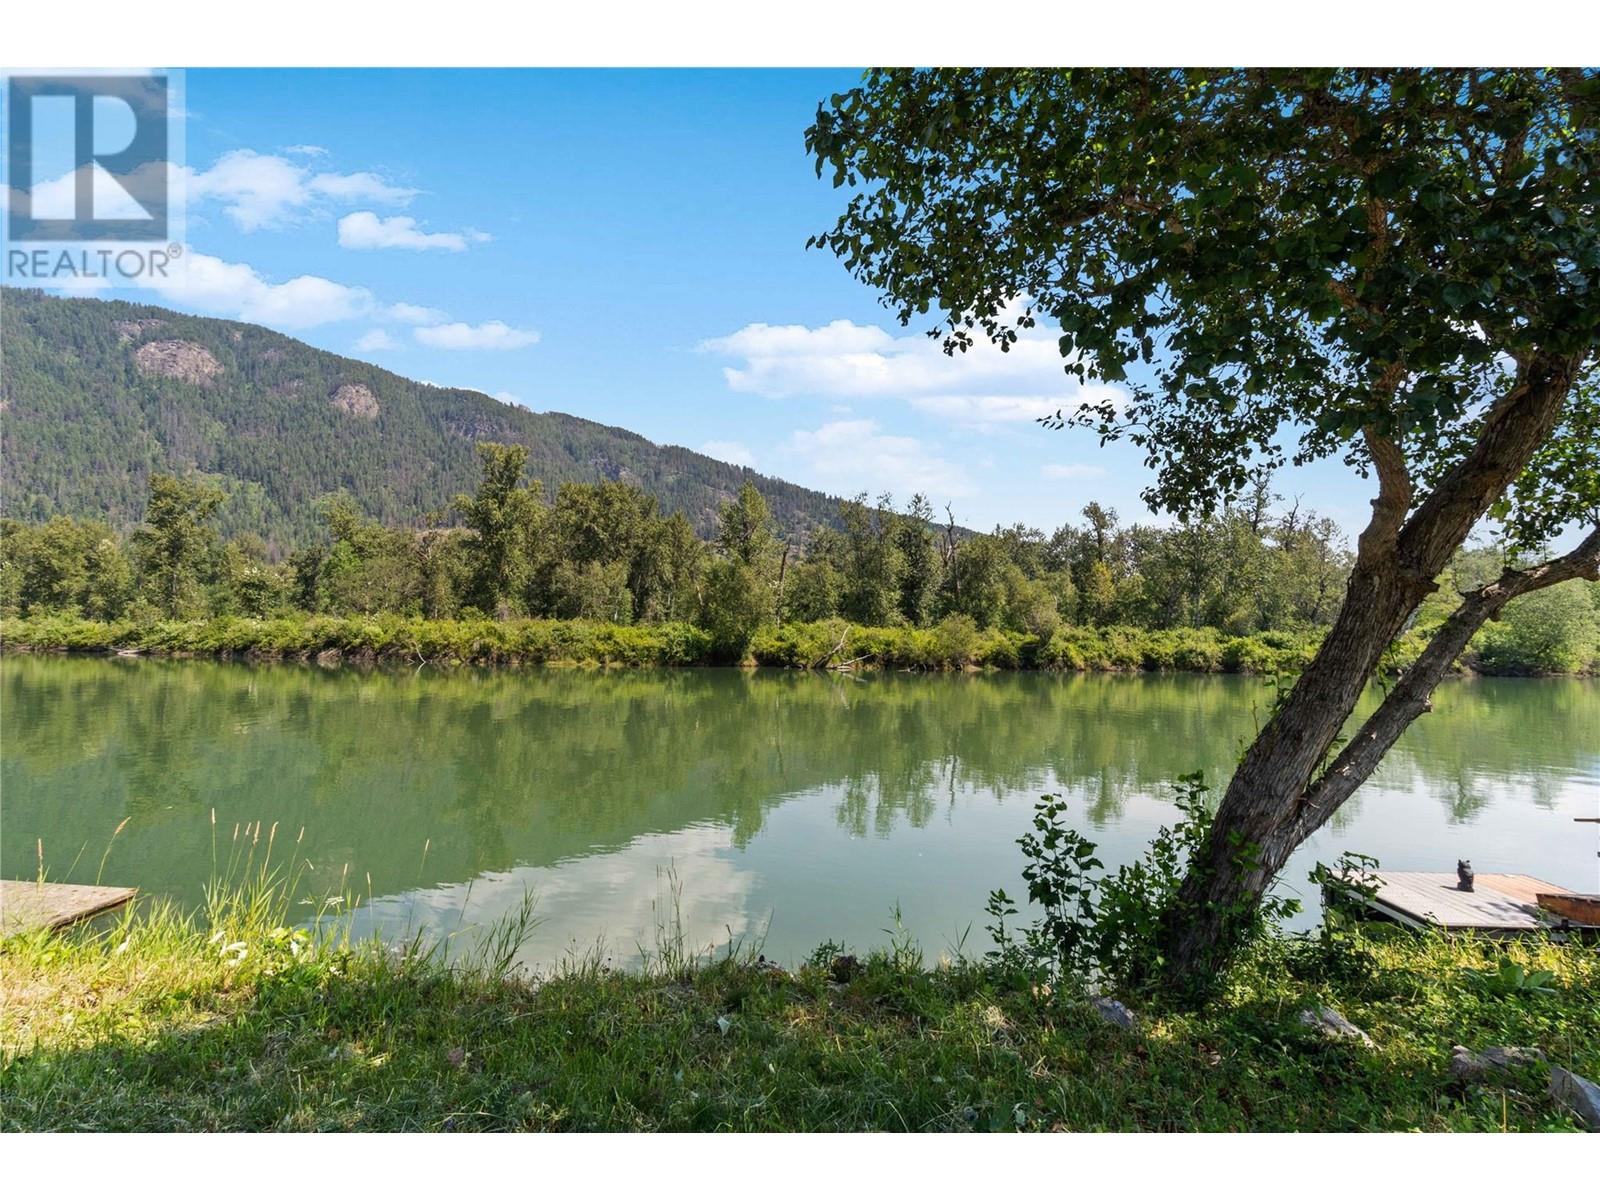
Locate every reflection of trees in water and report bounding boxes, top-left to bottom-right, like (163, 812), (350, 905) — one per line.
(1353, 678), (1589, 824)
(834, 757), (954, 838)
(3, 657), (1594, 904)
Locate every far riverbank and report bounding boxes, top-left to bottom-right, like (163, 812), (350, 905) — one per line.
(3, 612), (1591, 675)
(5, 613), (1322, 673)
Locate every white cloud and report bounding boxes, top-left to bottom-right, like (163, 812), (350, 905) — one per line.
(306, 170), (416, 206)
(337, 210), (489, 252)
(414, 321), (540, 351)
(6, 148), (423, 237)
(700, 440), (756, 468)
(1042, 463), (1108, 480)
(354, 329), (398, 352)
(384, 302), (450, 325)
(791, 420), (972, 499)
(133, 255), (525, 348)
(910, 394), (1064, 425)
(701, 321), (894, 370)
(145, 251), (374, 328)
(493, 390), (523, 406)
(4, 160), (167, 223)
(184, 149), (417, 231)
(700, 314), (1126, 431)
(284, 144), (328, 157)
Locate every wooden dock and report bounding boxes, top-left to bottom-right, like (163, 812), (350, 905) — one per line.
(0, 880), (137, 936)
(1327, 871), (1592, 935)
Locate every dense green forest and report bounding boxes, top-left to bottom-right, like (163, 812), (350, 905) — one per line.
(4, 447), (1596, 672)
(0, 288), (848, 545)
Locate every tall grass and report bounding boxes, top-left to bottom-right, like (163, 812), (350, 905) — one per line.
(4, 854), (1598, 1131)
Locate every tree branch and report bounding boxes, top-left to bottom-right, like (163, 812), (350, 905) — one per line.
(1293, 525), (1600, 839)
(1355, 424), (1412, 562)
(1394, 353), (1582, 580)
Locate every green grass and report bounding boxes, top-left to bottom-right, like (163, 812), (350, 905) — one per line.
(4, 878), (1596, 1131)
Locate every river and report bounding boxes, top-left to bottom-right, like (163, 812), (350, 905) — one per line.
(3, 656), (1595, 968)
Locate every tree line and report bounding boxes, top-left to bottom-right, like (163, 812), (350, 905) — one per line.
(3, 441), (1594, 672)
(1, 443), (1352, 641)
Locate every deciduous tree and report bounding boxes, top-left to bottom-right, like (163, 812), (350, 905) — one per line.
(808, 68), (1600, 992)
(132, 474), (224, 617)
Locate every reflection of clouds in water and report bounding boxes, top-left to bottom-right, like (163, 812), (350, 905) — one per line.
(347, 821), (760, 973)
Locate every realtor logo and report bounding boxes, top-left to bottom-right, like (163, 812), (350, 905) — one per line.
(7, 74), (170, 241)
(4, 71), (184, 286)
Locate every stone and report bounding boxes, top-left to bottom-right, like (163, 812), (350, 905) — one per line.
(1296, 1005), (1374, 1047)
(446, 414), (514, 440)
(753, 955), (789, 980)
(133, 339), (223, 384)
(330, 383), (380, 419)
(1549, 1067), (1600, 1131)
(1449, 1044), (1546, 1082)
(1090, 995), (1137, 1030)
(114, 318), (165, 342)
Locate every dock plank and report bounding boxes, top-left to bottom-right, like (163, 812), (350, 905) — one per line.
(1343, 871), (1566, 932)
(0, 880), (137, 935)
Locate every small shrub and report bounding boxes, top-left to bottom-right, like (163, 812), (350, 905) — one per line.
(1472, 582), (1599, 675)
(988, 773), (1300, 998)
(930, 614), (980, 669)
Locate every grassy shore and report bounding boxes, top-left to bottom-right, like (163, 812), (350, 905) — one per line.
(3, 880), (1596, 1132)
(1, 612), (1322, 673)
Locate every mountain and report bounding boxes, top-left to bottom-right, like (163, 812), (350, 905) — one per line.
(0, 289), (848, 549)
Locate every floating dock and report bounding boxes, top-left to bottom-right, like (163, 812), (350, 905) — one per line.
(0, 880), (137, 936)
(1326, 871), (1596, 936)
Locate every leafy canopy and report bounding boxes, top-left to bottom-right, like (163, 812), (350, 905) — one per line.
(807, 69), (1599, 521)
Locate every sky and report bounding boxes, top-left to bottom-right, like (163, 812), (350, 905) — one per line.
(45, 68), (1376, 537)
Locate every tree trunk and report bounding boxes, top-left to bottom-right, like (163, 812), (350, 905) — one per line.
(1156, 355), (1583, 994)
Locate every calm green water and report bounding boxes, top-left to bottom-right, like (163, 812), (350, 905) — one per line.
(3, 656), (1596, 967)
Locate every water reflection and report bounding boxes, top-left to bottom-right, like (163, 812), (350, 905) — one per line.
(4, 656), (1595, 966)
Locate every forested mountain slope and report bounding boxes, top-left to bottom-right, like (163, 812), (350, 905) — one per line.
(0, 289), (844, 547)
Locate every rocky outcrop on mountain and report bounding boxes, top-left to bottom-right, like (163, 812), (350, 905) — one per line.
(114, 319), (166, 342)
(330, 383), (380, 419)
(133, 339), (223, 384)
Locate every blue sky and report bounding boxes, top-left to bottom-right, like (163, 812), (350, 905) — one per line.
(100, 68), (1371, 537)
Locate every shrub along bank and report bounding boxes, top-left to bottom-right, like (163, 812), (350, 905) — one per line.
(2, 612), (1329, 673)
